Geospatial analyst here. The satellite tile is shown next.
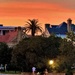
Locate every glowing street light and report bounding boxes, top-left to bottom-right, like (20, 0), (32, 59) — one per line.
(49, 60), (54, 65)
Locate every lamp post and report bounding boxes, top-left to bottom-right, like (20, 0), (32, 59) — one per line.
(48, 60), (54, 72)
(49, 60), (54, 65)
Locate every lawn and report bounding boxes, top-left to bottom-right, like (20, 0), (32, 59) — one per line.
(0, 71), (21, 74)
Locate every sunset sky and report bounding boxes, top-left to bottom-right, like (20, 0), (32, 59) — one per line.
(0, 0), (75, 28)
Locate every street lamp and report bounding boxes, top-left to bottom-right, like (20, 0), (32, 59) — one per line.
(48, 60), (54, 72)
(49, 60), (54, 65)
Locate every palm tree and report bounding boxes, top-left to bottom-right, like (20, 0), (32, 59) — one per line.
(25, 19), (43, 36)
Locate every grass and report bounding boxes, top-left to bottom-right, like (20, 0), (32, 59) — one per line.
(0, 71), (21, 74)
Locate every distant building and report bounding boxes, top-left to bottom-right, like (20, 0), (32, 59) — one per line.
(0, 25), (26, 47)
(44, 18), (75, 38)
(0, 24), (15, 35)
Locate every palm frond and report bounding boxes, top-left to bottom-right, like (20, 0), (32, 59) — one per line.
(25, 19), (43, 36)
(25, 28), (31, 33)
(36, 27), (43, 32)
(25, 22), (32, 26)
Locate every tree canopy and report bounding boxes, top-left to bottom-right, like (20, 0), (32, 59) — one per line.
(0, 42), (12, 64)
(11, 36), (62, 72)
(67, 32), (75, 42)
(11, 34), (75, 73)
(57, 39), (75, 73)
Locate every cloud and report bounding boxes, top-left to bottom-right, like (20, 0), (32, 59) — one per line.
(0, 0), (75, 26)
(0, 0), (75, 10)
(0, 0), (75, 3)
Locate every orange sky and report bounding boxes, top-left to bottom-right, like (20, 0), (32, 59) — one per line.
(0, 1), (75, 29)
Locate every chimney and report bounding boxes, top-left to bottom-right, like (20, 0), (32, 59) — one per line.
(0, 24), (3, 26)
(15, 27), (17, 31)
(67, 18), (72, 32)
(45, 23), (50, 31)
(17, 26), (22, 43)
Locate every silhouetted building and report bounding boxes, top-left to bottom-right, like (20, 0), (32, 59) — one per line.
(0, 25), (26, 47)
(45, 18), (75, 38)
(0, 25), (15, 35)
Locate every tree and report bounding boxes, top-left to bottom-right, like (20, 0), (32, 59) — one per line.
(11, 37), (44, 71)
(25, 19), (43, 36)
(11, 36), (62, 72)
(57, 39), (75, 74)
(66, 32), (75, 42)
(0, 42), (12, 64)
